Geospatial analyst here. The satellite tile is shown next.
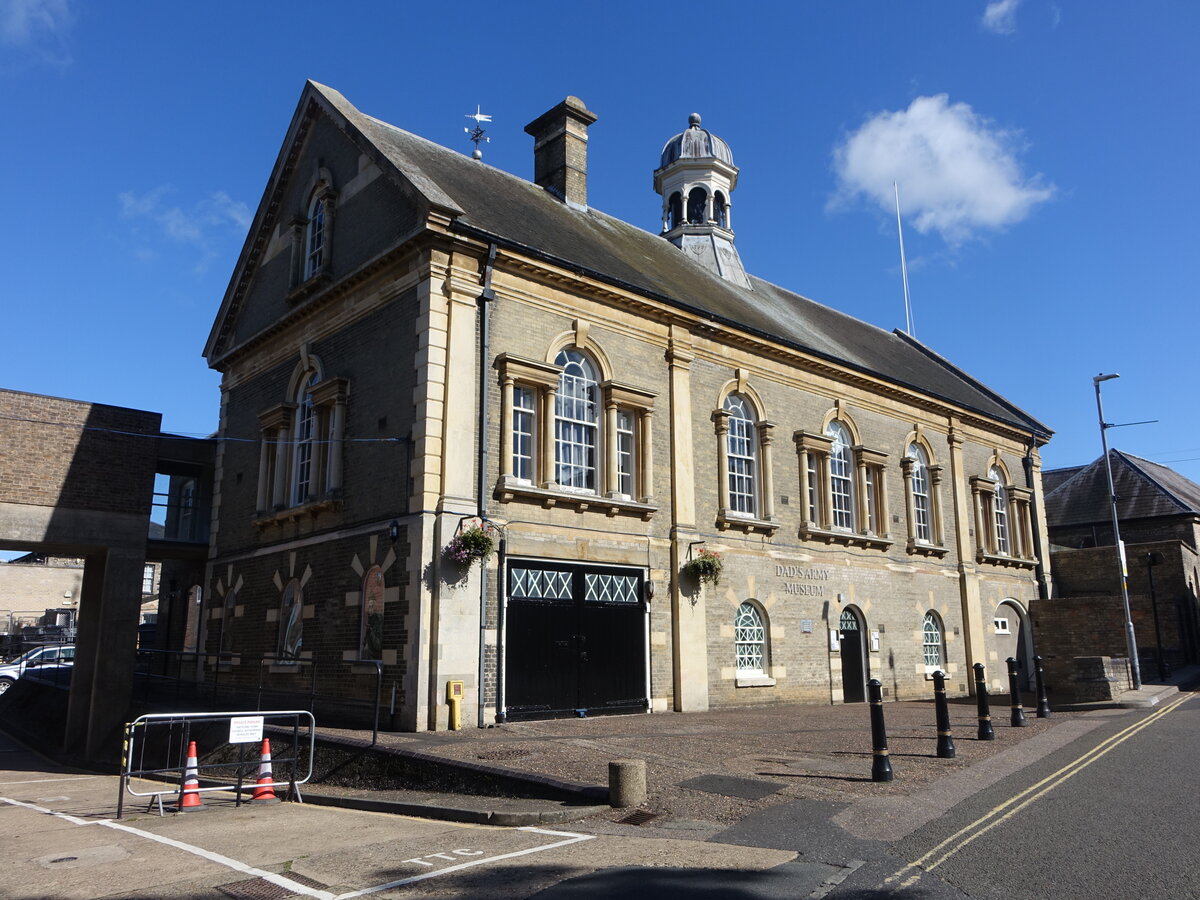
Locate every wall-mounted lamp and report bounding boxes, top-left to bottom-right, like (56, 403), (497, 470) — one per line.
(645, 581), (655, 602)
(388, 520), (400, 544)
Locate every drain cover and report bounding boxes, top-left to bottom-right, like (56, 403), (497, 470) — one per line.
(217, 873), (327, 900)
(618, 809), (659, 826)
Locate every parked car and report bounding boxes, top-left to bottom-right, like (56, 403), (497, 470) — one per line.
(0, 644), (75, 694)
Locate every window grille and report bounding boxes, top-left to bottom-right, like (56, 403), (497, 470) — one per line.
(585, 572), (639, 604)
(509, 568), (572, 600)
(735, 602), (766, 673)
(923, 613), (944, 668)
(839, 608), (859, 632)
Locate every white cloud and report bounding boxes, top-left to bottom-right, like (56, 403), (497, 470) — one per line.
(118, 186), (250, 271)
(831, 94), (1054, 245)
(982, 0), (1021, 35)
(0, 0), (73, 65)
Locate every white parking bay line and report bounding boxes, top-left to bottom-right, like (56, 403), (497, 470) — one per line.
(0, 796), (337, 900)
(333, 826), (596, 899)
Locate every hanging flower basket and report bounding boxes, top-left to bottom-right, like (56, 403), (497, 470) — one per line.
(683, 548), (722, 586)
(444, 524), (495, 568)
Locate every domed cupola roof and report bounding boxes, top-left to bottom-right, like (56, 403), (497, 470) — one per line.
(659, 113), (734, 168)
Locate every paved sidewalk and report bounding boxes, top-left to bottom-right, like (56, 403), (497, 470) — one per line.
(312, 671), (1192, 830)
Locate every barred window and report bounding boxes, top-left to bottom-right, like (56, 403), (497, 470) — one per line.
(923, 612), (944, 669)
(735, 602), (766, 674)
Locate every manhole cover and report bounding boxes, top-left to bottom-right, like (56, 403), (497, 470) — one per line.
(476, 748), (533, 761)
(618, 809), (659, 826)
(217, 873), (327, 900)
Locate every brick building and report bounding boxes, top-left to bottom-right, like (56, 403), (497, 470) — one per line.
(1040, 450), (1200, 685)
(201, 82), (1054, 731)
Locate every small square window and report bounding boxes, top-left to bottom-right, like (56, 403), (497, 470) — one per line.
(994, 617), (1010, 634)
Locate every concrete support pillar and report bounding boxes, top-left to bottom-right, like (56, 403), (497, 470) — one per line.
(65, 548), (145, 760)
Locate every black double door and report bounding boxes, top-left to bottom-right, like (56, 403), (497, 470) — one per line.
(505, 561), (647, 719)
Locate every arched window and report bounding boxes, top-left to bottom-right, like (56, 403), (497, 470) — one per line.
(687, 186), (707, 224)
(922, 611), (945, 669)
(304, 195), (326, 279)
(668, 192), (683, 230)
(735, 602), (766, 674)
(713, 191), (728, 228)
(724, 394), (757, 516)
(555, 349), (599, 492)
(292, 371), (320, 506)
(827, 421), (855, 530)
(220, 588), (237, 654)
(278, 578), (303, 661)
(359, 565), (385, 661)
(907, 443), (932, 543)
(990, 465), (1009, 555)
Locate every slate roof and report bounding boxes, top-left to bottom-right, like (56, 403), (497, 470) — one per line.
(1043, 451), (1200, 526)
(222, 82), (1051, 437)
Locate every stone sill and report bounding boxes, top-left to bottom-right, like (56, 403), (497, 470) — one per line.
(735, 674), (777, 688)
(907, 540), (951, 559)
(285, 270), (332, 305)
(255, 498), (342, 528)
(494, 479), (657, 520)
(716, 511), (778, 536)
(799, 524), (892, 551)
(976, 551), (1037, 570)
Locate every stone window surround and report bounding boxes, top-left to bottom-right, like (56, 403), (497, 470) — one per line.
(712, 406), (778, 536)
(901, 446), (950, 558)
(970, 475), (1036, 568)
(286, 180), (338, 303)
(794, 430), (892, 549)
(255, 375), (348, 525)
(495, 353), (657, 518)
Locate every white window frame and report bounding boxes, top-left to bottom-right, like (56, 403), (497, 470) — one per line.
(291, 372), (319, 506)
(990, 465), (1010, 556)
(922, 611), (945, 671)
(735, 602), (766, 674)
(615, 409), (635, 498)
(725, 394), (758, 517)
(304, 196), (326, 280)
(909, 444), (933, 543)
(826, 421), (855, 531)
(554, 349), (599, 493)
(512, 385), (536, 484)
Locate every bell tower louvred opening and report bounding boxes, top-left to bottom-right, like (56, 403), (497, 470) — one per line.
(653, 113), (750, 289)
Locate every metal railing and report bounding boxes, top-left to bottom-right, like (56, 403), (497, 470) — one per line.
(118, 709), (315, 818)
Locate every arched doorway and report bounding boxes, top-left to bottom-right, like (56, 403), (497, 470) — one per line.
(996, 599), (1034, 690)
(839, 606), (868, 703)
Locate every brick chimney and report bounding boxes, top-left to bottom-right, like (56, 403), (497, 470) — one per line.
(523, 96), (598, 208)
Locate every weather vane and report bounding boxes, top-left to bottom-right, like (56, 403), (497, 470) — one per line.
(464, 105), (492, 160)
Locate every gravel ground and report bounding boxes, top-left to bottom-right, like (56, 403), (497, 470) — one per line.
(321, 698), (1081, 830)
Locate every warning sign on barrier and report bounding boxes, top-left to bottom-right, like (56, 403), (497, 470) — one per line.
(229, 715), (264, 744)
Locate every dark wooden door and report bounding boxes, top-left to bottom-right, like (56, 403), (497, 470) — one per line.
(506, 562), (646, 719)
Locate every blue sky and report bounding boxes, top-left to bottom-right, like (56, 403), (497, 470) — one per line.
(3, 0), (1198, 491)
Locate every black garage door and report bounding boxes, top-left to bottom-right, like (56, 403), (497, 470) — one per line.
(505, 561), (647, 719)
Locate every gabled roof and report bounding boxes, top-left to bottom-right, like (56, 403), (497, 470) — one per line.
(1043, 451), (1200, 527)
(207, 81), (1051, 438)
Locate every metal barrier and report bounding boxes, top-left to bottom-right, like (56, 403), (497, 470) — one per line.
(118, 709), (315, 818)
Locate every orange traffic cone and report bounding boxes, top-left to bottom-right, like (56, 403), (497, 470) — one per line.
(250, 739), (279, 803)
(177, 740), (204, 811)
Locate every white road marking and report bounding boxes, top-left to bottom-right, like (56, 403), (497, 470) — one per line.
(0, 776), (104, 785)
(333, 827), (596, 899)
(0, 796), (337, 900)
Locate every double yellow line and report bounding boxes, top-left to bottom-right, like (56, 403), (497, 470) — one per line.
(884, 692), (1194, 890)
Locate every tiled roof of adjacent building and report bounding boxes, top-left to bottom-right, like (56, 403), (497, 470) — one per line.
(224, 82), (1052, 437)
(1044, 451), (1200, 526)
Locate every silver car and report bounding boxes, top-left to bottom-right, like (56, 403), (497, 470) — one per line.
(0, 644), (75, 694)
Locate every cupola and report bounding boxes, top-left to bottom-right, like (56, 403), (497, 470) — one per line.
(653, 113), (750, 289)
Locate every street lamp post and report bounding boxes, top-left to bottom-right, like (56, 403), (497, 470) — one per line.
(1093, 373), (1142, 690)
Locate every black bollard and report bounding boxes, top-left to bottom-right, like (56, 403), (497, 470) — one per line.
(1034, 655), (1051, 719)
(1006, 657), (1027, 727)
(973, 662), (994, 741)
(932, 670), (956, 759)
(868, 679), (894, 782)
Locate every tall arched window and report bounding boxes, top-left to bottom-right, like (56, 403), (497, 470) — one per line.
(359, 565), (385, 661)
(220, 588), (237, 654)
(292, 371), (319, 506)
(735, 602), (766, 674)
(827, 421), (855, 530)
(907, 443), (932, 543)
(555, 349), (598, 492)
(990, 465), (1009, 555)
(922, 611), (945, 669)
(687, 186), (707, 224)
(724, 394), (757, 516)
(668, 192), (683, 230)
(278, 578), (303, 661)
(713, 191), (728, 228)
(304, 196), (326, 279)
